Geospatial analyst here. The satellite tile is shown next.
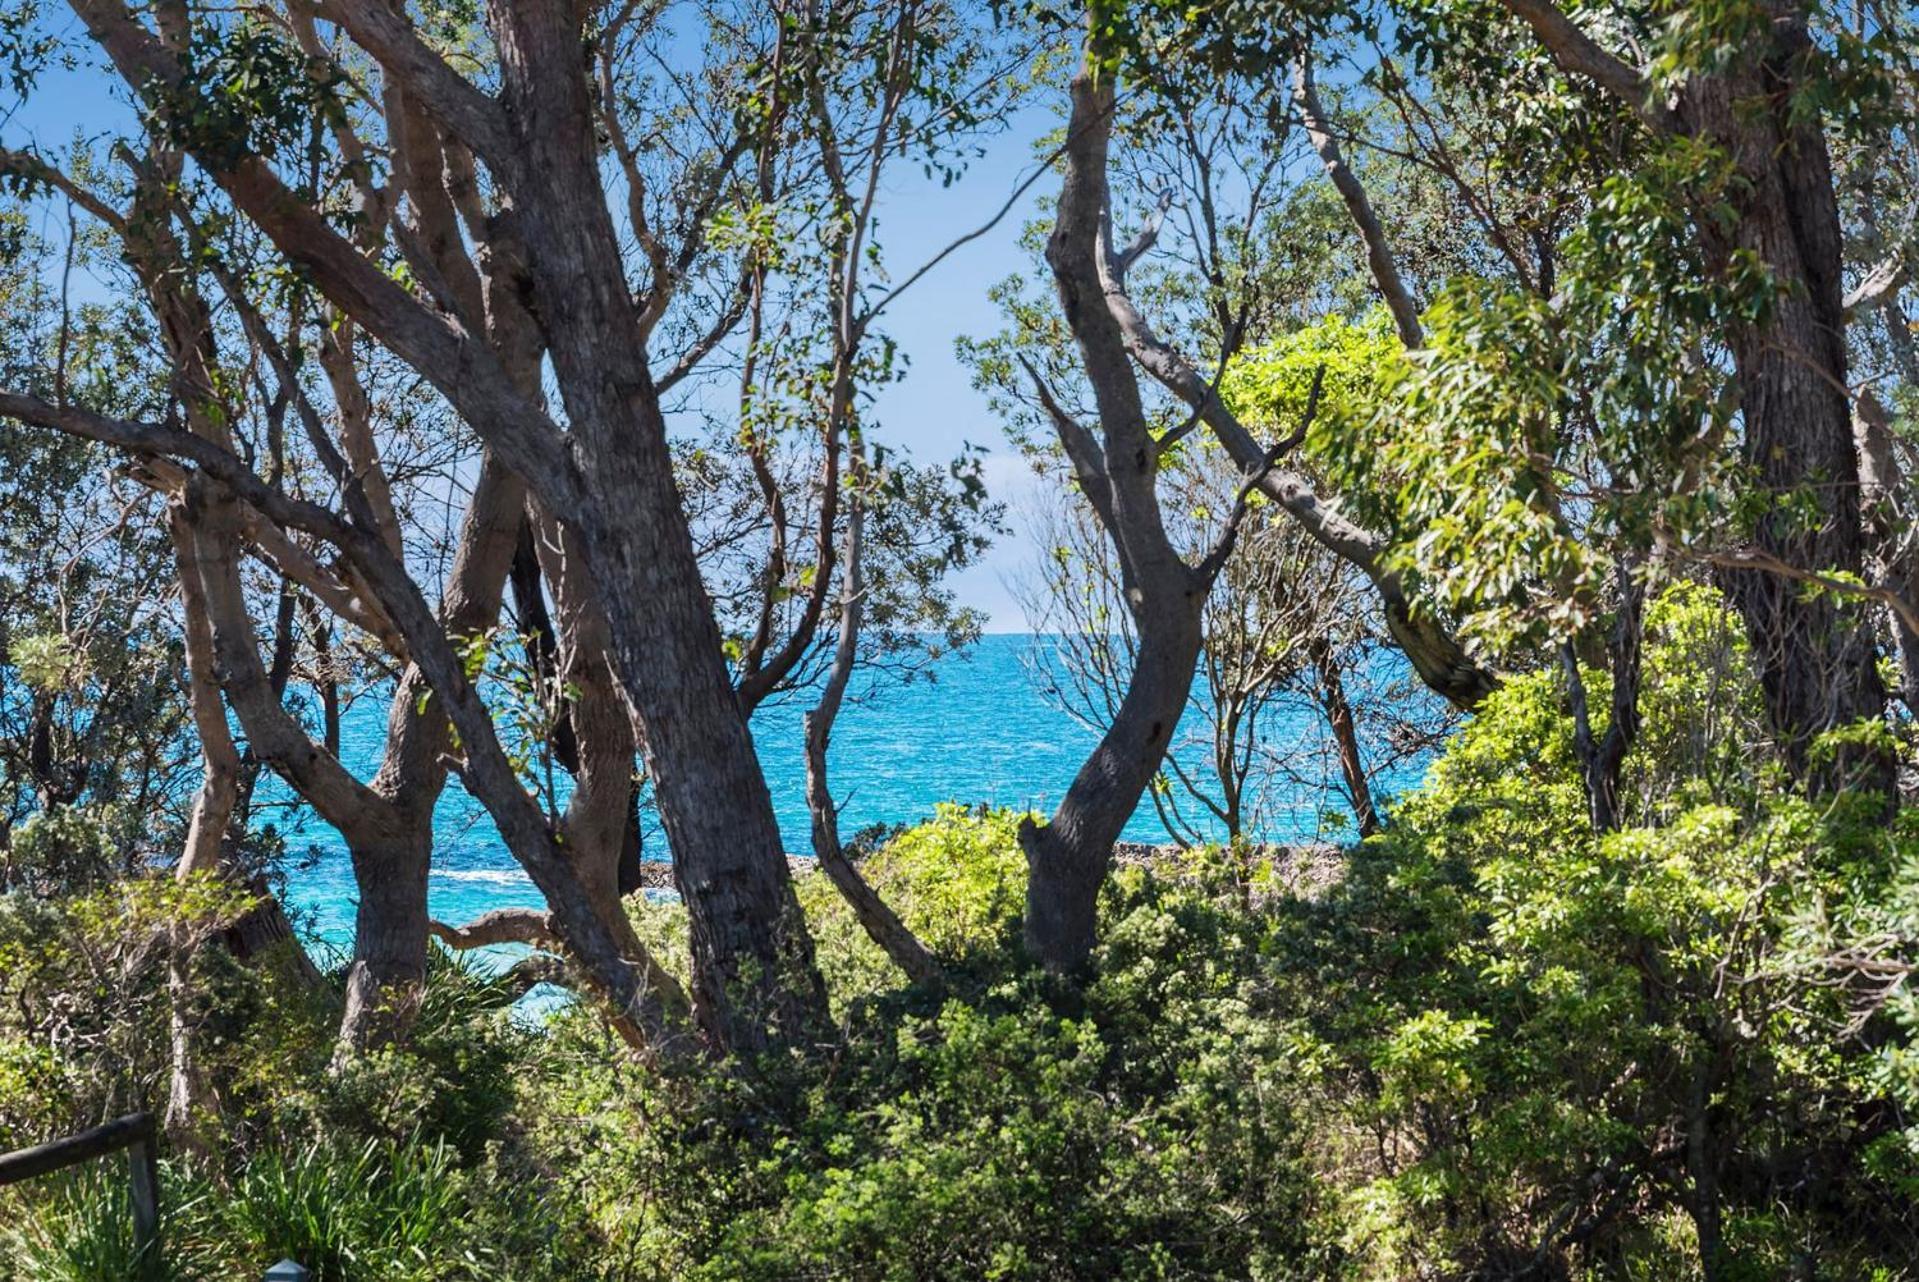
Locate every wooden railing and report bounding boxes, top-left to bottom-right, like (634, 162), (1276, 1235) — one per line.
(0, 1110), (162, 1264)
(0, 1113), (314, 1279)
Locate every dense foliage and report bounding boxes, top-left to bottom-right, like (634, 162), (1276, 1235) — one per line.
(6, 0), (1919, 1275)
(2, 589), (1915, 1279)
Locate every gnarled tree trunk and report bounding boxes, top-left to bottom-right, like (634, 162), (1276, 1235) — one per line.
(1019, 61), (1216, 973)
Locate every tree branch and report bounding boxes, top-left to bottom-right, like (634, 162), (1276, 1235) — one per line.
(429, 908), (558, 950)
(803, 486), (941, 985)
(309, 0), (512, 165)
(67, 0), (582, 521)
(1292, 56), (1423, 348)
(1195, 364), (1326, 585)
(1497, 0), (1679, 134)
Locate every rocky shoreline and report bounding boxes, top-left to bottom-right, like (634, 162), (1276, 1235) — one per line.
(633, 841), (1348, 897)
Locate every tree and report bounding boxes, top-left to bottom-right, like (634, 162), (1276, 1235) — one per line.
(0, 0), (1016, 1055)
(1002, 17), (1359, 968)
(1168, 0), (1901, 797)
(1020, 434), (1409, 847)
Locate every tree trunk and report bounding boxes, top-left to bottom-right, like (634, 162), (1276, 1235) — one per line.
(508, 518), (649, 897)
(163, 507), (241, 1156)
(336, 831), (432, 1054)
(1021, 615), (1205, 970)
(486, 0), (825, 1050)
(1308, 638), (1380, 838)
(804, 494), (941, 986)
(1705, 140), (1888, 782)
(338, 456), (526, 1054)
(1561, 560), (1645, 833)
(1686, 1057), (1726, 1282)
(1524, 0), (1887, 787)
(222, 873), (322, 986)
(530, 510), (676, 987)
(1019, 59), (1216, 974)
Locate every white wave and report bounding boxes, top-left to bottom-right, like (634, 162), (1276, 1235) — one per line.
(431, 867), (532, 886)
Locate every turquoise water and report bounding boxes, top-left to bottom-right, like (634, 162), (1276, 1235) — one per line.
(263, 635), (1420, 949)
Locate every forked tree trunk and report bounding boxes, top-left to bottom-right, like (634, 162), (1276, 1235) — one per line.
(337, 832), (432, 1050)
(486, 0), (826, 1049)
(1020, 61), (1215, 972)
(73, 0), (818, 1050)
(335, 458), (526, 1055)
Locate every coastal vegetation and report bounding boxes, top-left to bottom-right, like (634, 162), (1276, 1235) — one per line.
(2, 0), (1919, 1276)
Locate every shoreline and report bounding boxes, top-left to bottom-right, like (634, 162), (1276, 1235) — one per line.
(628, 839), (1350, 897)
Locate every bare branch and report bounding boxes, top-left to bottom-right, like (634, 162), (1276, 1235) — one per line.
(0, 146), (126, 230)
(1845, 252), (1907, 316)
(1698, 543), (1919, 642)
(1111, 187), (1172, 279)
(1019, 353), (1120, 537)
(1292, 56), (1423, 348)
(860, 137), (1071, 329)
(803, 486), (941, 985)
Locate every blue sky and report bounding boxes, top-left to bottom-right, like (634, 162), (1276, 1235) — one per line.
(849, 110), (1060, 631)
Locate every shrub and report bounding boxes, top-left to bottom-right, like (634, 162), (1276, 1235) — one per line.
(189, 1135), (489, 1282)
(0, 1168), (159, 1282)
(9, 587), (1919, 1278)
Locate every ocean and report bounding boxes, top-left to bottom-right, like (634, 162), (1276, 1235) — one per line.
(261, 634), (1427, 951)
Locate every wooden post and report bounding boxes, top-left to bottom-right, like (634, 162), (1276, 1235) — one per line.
(126, 1118), (162, 1272)
(0, 1111), (164, 1275)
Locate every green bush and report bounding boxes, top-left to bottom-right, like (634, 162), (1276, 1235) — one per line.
(267, 949), (532, 1162)
(516, 808), (1329, 1280)
(0, 1168), (159, 1282)
(1253, 587), (1919, 1276)
(7, 589), (1919, 1279)
(796, 802), (1027, 1008)
(197, 1135), (485, 1282)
